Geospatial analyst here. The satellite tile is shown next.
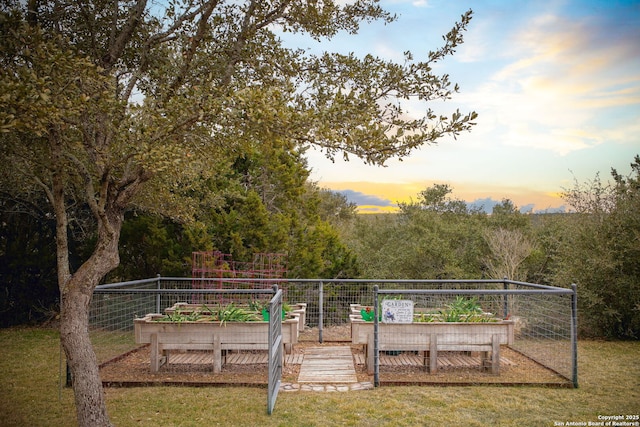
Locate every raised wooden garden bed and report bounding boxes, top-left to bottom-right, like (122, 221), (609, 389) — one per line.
(349, 304), (514, 374)
(134, 302), (305, 373)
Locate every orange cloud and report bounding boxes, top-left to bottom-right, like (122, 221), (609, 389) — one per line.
(322, 180), (565, 214)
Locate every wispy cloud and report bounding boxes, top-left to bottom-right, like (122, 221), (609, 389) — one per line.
(320, 180), (568, 214)
(462, 8), (640, 156)
(381, 7), (639, 156)
(383, 0), (432, 7)
(373, 41), (405, 62)
(337, 189), (395, 207)
(305, 1), (639, 215)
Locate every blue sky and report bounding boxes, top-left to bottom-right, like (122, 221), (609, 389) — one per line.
(287, 0), (640, 213)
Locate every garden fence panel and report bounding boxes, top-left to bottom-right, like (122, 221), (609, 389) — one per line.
(367, 282), (575, 386)
(87, 278), (576, 387)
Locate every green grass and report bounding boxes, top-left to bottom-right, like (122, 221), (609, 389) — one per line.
(1, 327), (638, 426)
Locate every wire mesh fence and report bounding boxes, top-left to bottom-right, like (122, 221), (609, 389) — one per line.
(90, 280), (294, 385)
(366, 282), (576, 387)
(88, 277), (577, 387)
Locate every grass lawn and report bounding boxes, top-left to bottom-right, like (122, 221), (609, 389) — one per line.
(0, 327), (638, 426)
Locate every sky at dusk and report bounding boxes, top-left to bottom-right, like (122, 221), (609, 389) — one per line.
(287, 0), (640, 213)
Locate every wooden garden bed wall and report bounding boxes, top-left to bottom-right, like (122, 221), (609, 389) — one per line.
(134, 305), (304, 372)
(349, 306), (515, 374)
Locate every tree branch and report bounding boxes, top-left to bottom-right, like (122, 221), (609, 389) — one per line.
(169, 0), (219, 93)
(102, 0), (148, 70)
(65, 153), (102, 223)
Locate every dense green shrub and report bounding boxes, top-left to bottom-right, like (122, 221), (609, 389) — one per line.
(338, 165), (640, 340)
(4, 153), (639, 339)
(551, 156), (640, 339)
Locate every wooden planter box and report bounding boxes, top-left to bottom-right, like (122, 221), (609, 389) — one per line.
(349, 304), (514, 374)
(134, 305), (304, 373)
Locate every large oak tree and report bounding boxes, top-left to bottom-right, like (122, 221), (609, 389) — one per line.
(0, 1), (476, 425)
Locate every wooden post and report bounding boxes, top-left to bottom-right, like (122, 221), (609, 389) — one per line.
(213, 334), (222, 373)
(283, 321), (294, 354)
(281, 343), (286, 366)
(367, 333), (375, 375)
(491, 334), (500, 375)
(429, 334), (437, 374)
(150, 333), (159, 373)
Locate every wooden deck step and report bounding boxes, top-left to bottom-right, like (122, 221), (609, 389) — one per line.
(170, 352), (213, 364)
(353, 352), (515, 368)
(286, 353), (304, 365)
(298, 346), (358, 383)
(165, 351), (304, 366)
(164, 349), (515, 371)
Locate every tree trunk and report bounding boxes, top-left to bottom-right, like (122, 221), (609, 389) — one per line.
(60, 224), (122, 426)
(61, 287), (112, 427)
(58, 202), (124, 426)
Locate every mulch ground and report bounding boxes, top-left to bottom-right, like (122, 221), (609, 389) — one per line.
(99, 326), (570, 387)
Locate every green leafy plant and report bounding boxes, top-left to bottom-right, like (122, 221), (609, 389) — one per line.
(448, 296), (483, 313)
(414, 313), (438, 322)
(155, 310), (202, 323)
(154, 303), (262, 325)
(438, 296), (482, 322)
(359, 297), (499, 323)
(153, 301), (296, 324)
(213, 303), (261, 325)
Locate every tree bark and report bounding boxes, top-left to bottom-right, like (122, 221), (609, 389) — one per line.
(61, 287), (112, 427)
(59, 211), (122, 427)
(53, 139), (125, 426)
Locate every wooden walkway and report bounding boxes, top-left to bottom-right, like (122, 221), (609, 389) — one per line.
(353, 352), (515, 368)
(298, 346), (358, 383)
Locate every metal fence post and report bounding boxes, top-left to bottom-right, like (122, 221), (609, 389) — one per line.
(156, 274), (161, 313)
(267, 284), (282, 414)
(373, 284), (379, 387)
(571, 283), (579, 388)
(318, 281), (324, 343)
(503, 277), (509, 318)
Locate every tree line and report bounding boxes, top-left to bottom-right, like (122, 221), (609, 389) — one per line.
(3, 155), (639, 340)
(340, 157), (640, 340)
